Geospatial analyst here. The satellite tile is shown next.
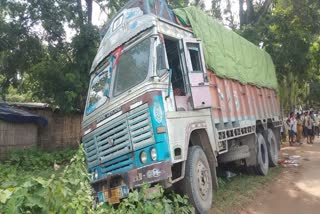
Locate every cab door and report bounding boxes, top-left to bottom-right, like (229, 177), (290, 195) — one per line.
(179, 38), (212, 109)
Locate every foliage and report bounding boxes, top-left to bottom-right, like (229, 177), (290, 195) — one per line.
(0, 0), (100, 112)
(0, 1), (44, 101)
(4, 85), (34, 102)
(0, 146), (194, 214)
(5, 147), (77, 170)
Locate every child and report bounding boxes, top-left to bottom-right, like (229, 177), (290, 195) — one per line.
(288, 112), (297, 146)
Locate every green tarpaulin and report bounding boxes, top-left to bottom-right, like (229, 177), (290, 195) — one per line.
(173, 7), (278, 89)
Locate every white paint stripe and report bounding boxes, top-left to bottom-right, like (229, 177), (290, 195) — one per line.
(84, 128), (92, 136)
(97, 111), (123, 127)
(130, 101), (143, 110)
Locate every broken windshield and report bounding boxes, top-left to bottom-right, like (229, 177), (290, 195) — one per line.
(85, 66), (110, 115)
(113, 38), (151, 96)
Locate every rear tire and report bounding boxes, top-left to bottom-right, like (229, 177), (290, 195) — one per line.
(266, 129), (278, 167)
(183, 146), (212, 214)
(255, 133), (269, 176)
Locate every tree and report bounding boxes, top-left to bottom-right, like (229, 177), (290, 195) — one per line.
(0, 0), (103, 112)
(239, 0), (272, 27)
(0, 1), (44, 100)
(211, 0), (222, 20)
(262, 0), (320, 111)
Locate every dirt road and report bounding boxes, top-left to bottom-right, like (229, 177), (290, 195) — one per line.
(240, 139), (320, 214)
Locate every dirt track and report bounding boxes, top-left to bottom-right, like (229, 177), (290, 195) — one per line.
(239, 139), (320, 214)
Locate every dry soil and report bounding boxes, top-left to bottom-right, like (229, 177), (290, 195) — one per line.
(239, 138), (320, 214)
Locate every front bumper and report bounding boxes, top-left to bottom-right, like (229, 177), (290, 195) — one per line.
(92, 161), (172, 204)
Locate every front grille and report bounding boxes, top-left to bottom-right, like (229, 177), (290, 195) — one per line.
(128, 107), (154, 150)
(83, 104), (155, 175)
(97, 118), (130, 164)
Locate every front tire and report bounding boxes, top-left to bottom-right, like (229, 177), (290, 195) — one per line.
(183, 146), (212, 214)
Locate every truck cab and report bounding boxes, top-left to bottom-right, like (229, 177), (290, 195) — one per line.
(82, 1), (281, 213)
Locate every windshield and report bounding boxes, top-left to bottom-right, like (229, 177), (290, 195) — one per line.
(113, 38), (151, 96)
(86, 67), (110, 115)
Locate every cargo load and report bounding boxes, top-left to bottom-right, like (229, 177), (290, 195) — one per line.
(174, 7), (278, 89)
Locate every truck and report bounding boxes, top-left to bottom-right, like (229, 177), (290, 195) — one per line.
(81, 1), (282, 213)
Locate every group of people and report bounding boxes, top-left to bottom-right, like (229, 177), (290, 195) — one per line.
(285, 110), (320, 145)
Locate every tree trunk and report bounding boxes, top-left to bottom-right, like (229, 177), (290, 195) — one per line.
(246, 0), (255, 24)
(254, 0), (272, 24)
(76, 0), (84, 28)
(86, 0), (93, 25)
(239, 0), (272, 27)
(0, 78), (10, 101)
(239, 0), (245, 26)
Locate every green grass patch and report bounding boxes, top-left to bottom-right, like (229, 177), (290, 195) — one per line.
(213, 167), (282, 213)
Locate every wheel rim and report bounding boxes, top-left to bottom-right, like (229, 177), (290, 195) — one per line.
(196, 160), (210, 200)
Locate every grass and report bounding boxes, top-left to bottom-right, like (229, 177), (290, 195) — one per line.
(212, 166), (283, 213)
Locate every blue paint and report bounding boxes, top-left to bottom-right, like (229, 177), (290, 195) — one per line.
(89, 166), (103, 180)
(130, 21), (138, 29)
(88, 95), (171, 182)
(102, 159), (133, 173)
(103, 165), (133, 176)
(134, 95), (171, 167)
(126, 11), (136, 19)
(98, 192), (105, 202)
(85, 103), (96, 115)
(133, 142), (170, 168)
(149, 95), (167, 143)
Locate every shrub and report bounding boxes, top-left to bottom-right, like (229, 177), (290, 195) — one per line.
(0, 146), (194, 214)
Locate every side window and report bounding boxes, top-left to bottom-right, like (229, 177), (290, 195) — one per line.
(187, 43), (202, 72)
(156, 43), (167, 76)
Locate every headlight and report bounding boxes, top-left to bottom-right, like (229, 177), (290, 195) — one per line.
(94, 169), (98, 180)
(140, 151), (147, 164)
(150, 148), (157, 161)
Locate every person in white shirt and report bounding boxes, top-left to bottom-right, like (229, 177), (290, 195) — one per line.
(288, 112), (297, 146)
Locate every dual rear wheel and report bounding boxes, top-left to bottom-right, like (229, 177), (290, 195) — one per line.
(255, 129), (279, 176)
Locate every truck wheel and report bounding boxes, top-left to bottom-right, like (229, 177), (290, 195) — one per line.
(266, 129), (278, 167)
(255, 133), (269, 176)
(183, 146), (212, 214)
(273, 127), (281, 151)
(218, 145), (250, 163)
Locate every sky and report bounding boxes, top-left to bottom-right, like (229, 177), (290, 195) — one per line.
(92, 1), (108, 27)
